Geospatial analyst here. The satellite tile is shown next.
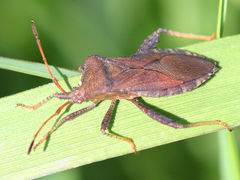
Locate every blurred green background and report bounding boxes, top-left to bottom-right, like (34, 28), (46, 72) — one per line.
(0, 0), (240, 179)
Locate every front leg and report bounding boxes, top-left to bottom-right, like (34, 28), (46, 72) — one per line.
(17, 93), (70, 110)
(137, 28), (216, 53)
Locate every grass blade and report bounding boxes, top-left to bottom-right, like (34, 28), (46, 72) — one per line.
(1, 35), (240, 179)
(0, 56), (79, 79)
(219, 131), (240, 180)
(216, 0), (227, 38)
(216, 1), (240, 180)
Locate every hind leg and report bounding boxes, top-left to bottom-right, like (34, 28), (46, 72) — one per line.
(137, 28), (216, 53)
(130, 98), (232, 131)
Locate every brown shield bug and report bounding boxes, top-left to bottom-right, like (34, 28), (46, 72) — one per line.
(17, 21), (232, 155)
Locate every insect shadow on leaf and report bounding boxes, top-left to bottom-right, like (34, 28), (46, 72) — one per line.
(54, 66), (73, 91)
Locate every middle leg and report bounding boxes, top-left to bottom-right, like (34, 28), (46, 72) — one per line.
(101, 100), (137, 154)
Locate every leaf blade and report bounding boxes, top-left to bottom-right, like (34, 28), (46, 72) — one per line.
(1, 35), (240, 179)
(0, 56), (79, 79)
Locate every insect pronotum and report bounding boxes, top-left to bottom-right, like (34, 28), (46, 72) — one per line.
(17, 21), (232, 155)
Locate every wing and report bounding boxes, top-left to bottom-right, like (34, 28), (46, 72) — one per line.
(110, 52), (217, 97)
(111, 69), (181, 92)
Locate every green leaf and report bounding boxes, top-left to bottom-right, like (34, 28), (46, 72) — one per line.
(1, 35), (240, 179)
(216, 1), (240, 180)
(216, 0), (227, 38)
(219, 131), (240, 180)
(0, 56), (79, 79)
